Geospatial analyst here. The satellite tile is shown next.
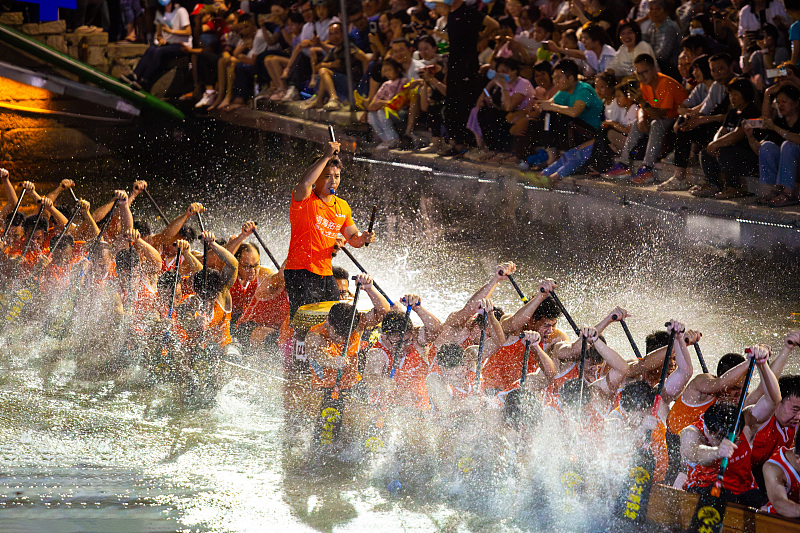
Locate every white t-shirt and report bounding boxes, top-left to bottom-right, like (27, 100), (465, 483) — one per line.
(163, 6), (191, 46)
(606, 41), (657, 77)
(247, 28), (268, 58)
(604, 99), (639, 125)
(738, 1), (788, 36)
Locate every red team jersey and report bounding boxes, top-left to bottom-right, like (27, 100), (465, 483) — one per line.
(683, 417), (757, 495)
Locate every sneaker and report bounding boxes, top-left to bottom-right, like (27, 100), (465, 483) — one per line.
(280, 86), (300, 101)
(657, 175), (691, 191)
(519, 161), (531, 170)
(322, 98), (341, 111)
(630, 166), (655, 185)
(195, 90), (217, 108)
(603, 162), (630, 178)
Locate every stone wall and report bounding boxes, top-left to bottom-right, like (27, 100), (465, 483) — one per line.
(1, 14), (146, 76)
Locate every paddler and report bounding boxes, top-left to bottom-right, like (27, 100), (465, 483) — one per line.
(763, 427), (800, 517)
(680, 345), (781, 508)
(305, 273), (389, 397)
(283, 141), (375, 318)
(361, 294), (443, 411)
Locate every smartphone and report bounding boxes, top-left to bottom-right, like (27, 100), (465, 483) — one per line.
(369, 21), (378, 33)
(766, 67), (787, 79)
(745, 118), (764, 128)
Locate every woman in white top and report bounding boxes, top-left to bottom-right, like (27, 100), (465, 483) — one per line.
(545, 23), (616, 76)
(129, 0), (191, 91)
(606, 19), (657, 78)
(738, 0), (790, 36)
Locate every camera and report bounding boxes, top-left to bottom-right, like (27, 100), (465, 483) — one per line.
(766, 67), (787, 79)
(369, 20), (378, 33)
(627, 79), (639, 91)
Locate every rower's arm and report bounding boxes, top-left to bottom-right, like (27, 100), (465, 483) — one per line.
(117, 190), (134, 238)
(747, 331), (798, 406)
(680, 425), (733, 465)
(500, 291), (546, 336)
(532, 343), (557, 381)
(426, 372), (456, 413)
(40, 197), (68, 229)
(45, 179), (73, 205)
(73, 200), (100, 240)
(225, 220), (256, 255)
(360, 275), (390, 327)
(293, 142), (338, 202)
(486, 304), (504, 342)
(175, 240), (203, 275)
(747, 348), (782, 427)
(764, 461), (800, 518)
(663, 331), (695, 402)
(694, 358), (751, 394)
(628, 345), (668, 378)
(414, 304), (443, 345)
(208, 237), (238, 291)
(151, 203), (204, 248)
(1, 168), (16, 219)
(131, 231), (163, 275)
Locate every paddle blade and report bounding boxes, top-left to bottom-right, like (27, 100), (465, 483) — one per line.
(612, 448), (655, 525)
(317, 395), (344, 447)
(685, 489), (726, 533)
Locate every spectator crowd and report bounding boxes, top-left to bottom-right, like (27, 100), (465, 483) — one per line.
(40, 0), (800, 205)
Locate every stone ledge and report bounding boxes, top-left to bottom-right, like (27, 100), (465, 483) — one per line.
(64, 31), (108, 46)
(21, 20), (66, 36)
(0, 12), (24, 25)
(106, 42), (149, 59)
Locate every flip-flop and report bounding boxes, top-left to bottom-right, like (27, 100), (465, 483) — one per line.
(769, 193), (799, 208)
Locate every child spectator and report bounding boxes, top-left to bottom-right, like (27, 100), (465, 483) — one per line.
(367, 59), (410, 149)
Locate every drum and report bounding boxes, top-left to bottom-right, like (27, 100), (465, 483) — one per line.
(289, 300), (372, 367)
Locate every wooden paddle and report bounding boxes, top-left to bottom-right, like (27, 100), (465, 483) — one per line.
(612, 323), (678, 525)
(388, 304), (413, 378)
(143, 188), (169, 225)
(693, 340), (709, 373)
(364, 205), (376, 248)
(20, 201), (46, 258)
(685, 351), (758, 533)
(473, 308), (489, 390)
(620, 319), (643, 360)
(318, 278), (361, 447)
(2, 188), (25, 244)
(340, 247), (394, 306)
(505, 273), (529, 303)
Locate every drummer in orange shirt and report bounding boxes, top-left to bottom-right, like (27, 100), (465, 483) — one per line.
(284, 141), (375, 318)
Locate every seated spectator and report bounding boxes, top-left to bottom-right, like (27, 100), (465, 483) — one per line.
(545, 29), (589, 76)
(743, 24), (790, 90)
(642, 0), (682, 79)
(191, 2), (232, 108)
(602, 81), (640, 155)
(660, 53), (734, 192)
(603, 53), (688, 183)
(124, 0), (192, 91)
(746, 83), (800, 206)
(564, 0), (628, 40)
(367, 59), (410, 149)
(304, 22), (369, 110)
(225, 16), (273, 110)
(408, 36), (446, 152)
(482, 16), (530, 67)
(737, 0), (789, 40)
(522, 18), (557, 63)
(367, 12), (394, 58)
(264, 7), (309, 101)
(526, 59), (603, 169)
(208, 13), (264, 110)
(531, 60), (558, 100)
(677, 49), (695, 89)
(695, 77), (761, 199)
(514, 5), (542, 56)
(607, 20), (657, 79)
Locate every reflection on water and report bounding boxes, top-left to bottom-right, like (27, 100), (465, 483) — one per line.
(2, 119), (800, 532)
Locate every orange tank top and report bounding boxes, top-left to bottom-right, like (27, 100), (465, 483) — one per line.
(375, 338), (430, 411)
(481, 337), (540, 392)
(666, 393), (716, 435)
(206, 299), (233, 347)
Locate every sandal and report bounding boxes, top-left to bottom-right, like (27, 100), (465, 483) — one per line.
(757, 186), (785, 205)
(769, 193), (799, 208)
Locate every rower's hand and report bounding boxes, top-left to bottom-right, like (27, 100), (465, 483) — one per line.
(785, 331), (800, 349)
(175, 239), (191, 253)
(324, 142), (340, 158)
(581, 326), (599, 343)
(495, 261), (516, 280)
(666, 319), (685, 334)
(0, 168), (8, 180)
(79, 199), (91, 214)
(717, 438), (737, 459)
(21, 181), (35, 193)
(201, 231), (216, 244)
(400, 294), (421, 308)
(355, 273), (373, 288)
(113, 190), (129, 203)
(478, 298), (494, 315)
(746, 344), (771, 365)
(41, 197), (53, 209)
(538, 278), (557, 295)
(684, 329), (702, 345)
(608, 306), (629, 322)
(362, 230), (375, 245)
(60, 179), (75, 189)
(125, 228), (141, 244)
(332, 234), (346, 256)
(241, 221), (256, 236)
(522, 330), (541, 345)
(131, 180), (148, 197)
(187, 202), (205, 216)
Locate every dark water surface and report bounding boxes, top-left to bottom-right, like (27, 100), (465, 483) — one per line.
(2, 117), (800, 532)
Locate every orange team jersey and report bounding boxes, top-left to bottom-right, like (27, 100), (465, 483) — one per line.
(239, 288), (290, 328)
(765, 447), (800, 514)
(230, 276), (258, 314)
(374, 338), (430, 411)
(285, 193), (354, 276)
(206, 299), (233, 347)
(307, 322), (362, 390)
(666, 393), (716, 435)
(120, 283), (160, 334)
(641, 73), (689, 119)
(683, 417), (757, 495)
(751, 415), (797, 468)
(542, 361), (604, 409)
(481, 336), (540, 392)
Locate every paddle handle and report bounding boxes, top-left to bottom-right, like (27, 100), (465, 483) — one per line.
(195, 212), (206, 234)
(328, 125), (338, 155)
(506, 273), (529, 303)
(364, 205), (376, 247)
(252, 228), (281, 270)
(340, 247), (393, 306)
(3, 188), (25, 242)
(520, 337), (532, 385)
(334, 279), (362, 399)
(168, 246), (182, 319)
(68, 187), (78, 203)
(713, 352), (757, 495)
(143, 188), (168, 224)
(578, 335), (587, 411)
(20, 202), (46, 257)
(694, 342), (709, 373)
(655, 325), (678, 397)
(619, 319), (643, 360)
(474, 312), (489, 390)
(389, 304), (413, 378)
(49, 201), (83, 258)
(541, 287), (579, 336)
